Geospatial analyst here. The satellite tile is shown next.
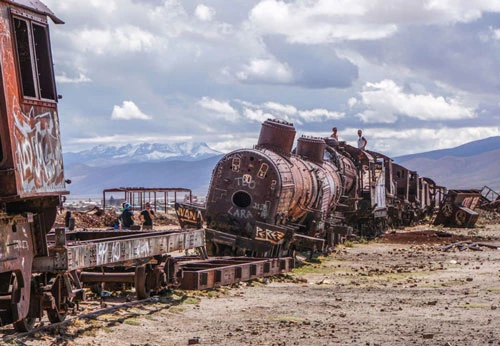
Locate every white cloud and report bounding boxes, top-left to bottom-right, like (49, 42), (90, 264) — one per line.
(198, 97), (240, 122)
(305, 126), (500, 156)
(355, 80), (476, 123)
(111, 101), (152, 120)
(195, 4), (215, 21)
(72, 26), (156, 55)
(243, 108), (273, 123)
(299, 109), (345, 121)
(44, 0), (117, 14)
(56, 72), (92, 84)
(263, 102), (297, 115)
(236, 59), (293, 84)
(248, 0), (500, 44)
(491, 27), (500, 40)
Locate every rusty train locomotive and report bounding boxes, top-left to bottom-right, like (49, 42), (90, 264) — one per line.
(201, 119), (448, 257)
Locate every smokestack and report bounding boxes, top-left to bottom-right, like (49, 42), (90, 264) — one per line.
(256, 119), (296, 156)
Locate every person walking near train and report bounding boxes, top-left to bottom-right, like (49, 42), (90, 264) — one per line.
(139, 202), (155, 230)
(357, 129), (367, 150)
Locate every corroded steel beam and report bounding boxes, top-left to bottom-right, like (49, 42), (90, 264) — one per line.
(32, 229), (205, 272)
(177, 257), (294, 290)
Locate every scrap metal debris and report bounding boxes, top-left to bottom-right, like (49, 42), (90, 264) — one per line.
(437, 241), (499, 252)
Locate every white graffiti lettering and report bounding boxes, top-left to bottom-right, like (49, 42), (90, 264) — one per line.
(96, 243), (108, 266)
(228, 206), (253, 219)
(235, 176), (256, 189)
(111, 242), (121, 262)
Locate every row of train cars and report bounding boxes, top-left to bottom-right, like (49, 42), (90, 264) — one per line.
(0, 0), (491, 332)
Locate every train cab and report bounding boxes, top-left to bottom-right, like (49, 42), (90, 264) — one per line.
(0, 0), (66, 225)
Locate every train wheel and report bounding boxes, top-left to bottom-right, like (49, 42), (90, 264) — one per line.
(47, 307), (67, 323)
(46, 274), (71, 323)
(455, 210), (467, 226)
(11, 274), (35, 332)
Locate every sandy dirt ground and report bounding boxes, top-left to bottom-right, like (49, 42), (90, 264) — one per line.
(3, 222), (500, 346)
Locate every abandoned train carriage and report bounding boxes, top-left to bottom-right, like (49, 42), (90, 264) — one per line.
(0, 0), (67, 331)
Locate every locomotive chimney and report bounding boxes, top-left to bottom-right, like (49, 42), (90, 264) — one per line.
(296, 136), (325, 164)
(256, 119), (296, 155)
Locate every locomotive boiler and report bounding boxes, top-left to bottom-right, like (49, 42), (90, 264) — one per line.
(204, 119), (357, 257)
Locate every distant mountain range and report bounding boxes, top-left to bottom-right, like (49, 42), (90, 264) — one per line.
(64, 142), (221, 167)
(63, 137), (500, 197)
(394, 136), (500, 192)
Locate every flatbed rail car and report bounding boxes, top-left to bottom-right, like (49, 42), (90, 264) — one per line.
(2, 226), (206, 331)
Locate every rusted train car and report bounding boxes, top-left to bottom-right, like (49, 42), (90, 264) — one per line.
(0, 1), (212, 332)
(0, 0), (68, 331)
(195, 119), (449, 258)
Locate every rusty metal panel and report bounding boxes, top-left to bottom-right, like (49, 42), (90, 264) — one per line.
(0, 212), (34, 321)
(177, 257), (294, 290)
(33, 229), (206, 272)
(433, 190), (482, 227)
(0, 3), (66, 198)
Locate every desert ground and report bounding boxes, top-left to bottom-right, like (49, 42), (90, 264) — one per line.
(2, 212), (500, 346)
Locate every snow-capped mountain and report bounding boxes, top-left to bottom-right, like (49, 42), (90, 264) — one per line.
(63, 142), (222, 167)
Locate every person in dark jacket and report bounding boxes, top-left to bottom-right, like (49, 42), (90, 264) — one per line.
(119, 203), (135, 229)
(139, 202), (155, 230)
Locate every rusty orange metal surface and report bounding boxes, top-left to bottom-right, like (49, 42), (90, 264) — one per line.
(0, 1), (66, 198)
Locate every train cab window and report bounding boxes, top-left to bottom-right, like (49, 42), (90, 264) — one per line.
(13, 17), (56, 101)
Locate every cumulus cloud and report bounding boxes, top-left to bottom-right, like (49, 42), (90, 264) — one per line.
(71, 26), (156, 55)
(304, 125), (500, 157)
(235, 59), (294, 84)
(354, 80), (476, 123)
(243, 108), (273, 123)
(195, 4), (215, 21)
(299, 109), (345, 121)
(197, 97), (240, 122)
(491, 27), (500, 40)
(235, 99), (344, 124)
(248, 0), (500, 44)
(56, 72), (92, 84)
(111, 101), (152, 120)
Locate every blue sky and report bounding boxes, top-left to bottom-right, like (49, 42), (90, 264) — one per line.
(44, 0), (500, 156)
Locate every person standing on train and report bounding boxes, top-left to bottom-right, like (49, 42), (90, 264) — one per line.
(139, 202), (155, 230)
(357, 129), (367, 150)
(330, 127), (338, 141)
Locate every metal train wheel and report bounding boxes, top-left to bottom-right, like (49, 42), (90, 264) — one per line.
(47, 306), (67, 323)
(11, 274), (35, 332)
(442, 203), (453, 217)
(455, 210), (467, 226)
(46, 274), (70, 323)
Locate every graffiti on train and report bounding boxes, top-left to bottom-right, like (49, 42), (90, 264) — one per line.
(12, 97), (65, 193)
